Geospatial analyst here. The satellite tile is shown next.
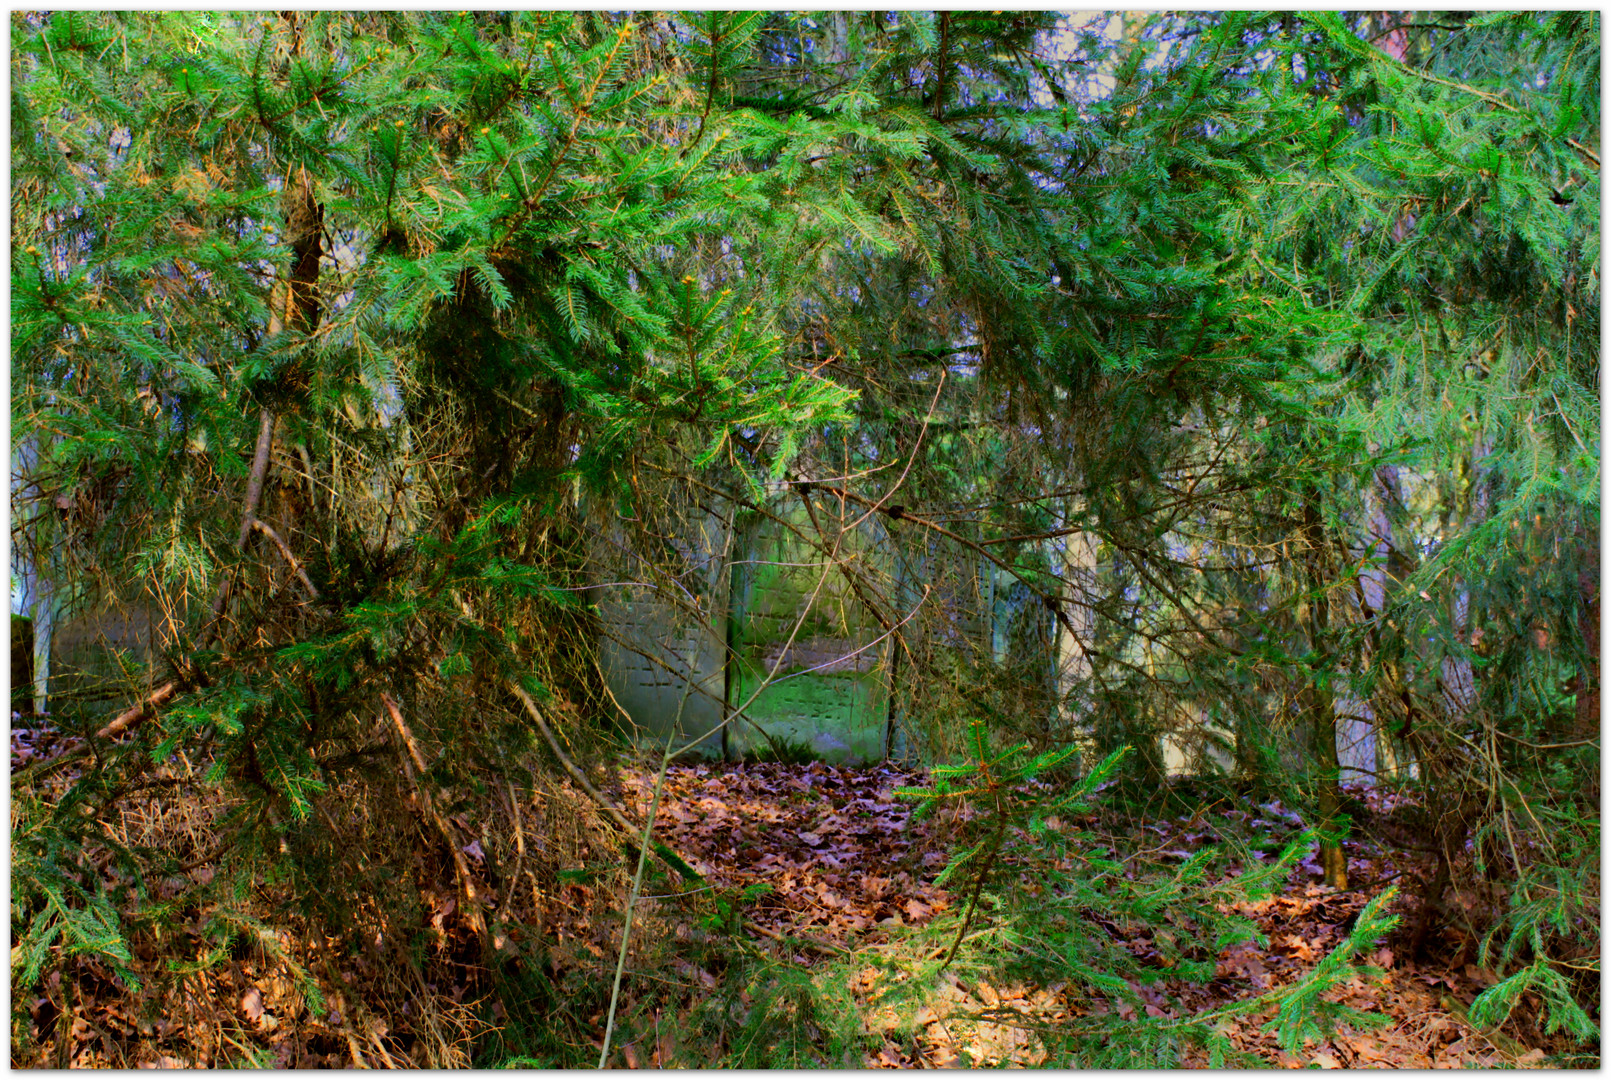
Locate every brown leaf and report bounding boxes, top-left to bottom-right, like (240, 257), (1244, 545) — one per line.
(240, 987), (264, 1023)
(1347, 1036), (1388, 1063)
(1285, 934), (1317, 962)
(874, 1045), (906, 1068)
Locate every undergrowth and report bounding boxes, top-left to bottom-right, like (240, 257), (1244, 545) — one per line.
(474, 724), (1409, 1068)
(16, 716), (1593, 1068)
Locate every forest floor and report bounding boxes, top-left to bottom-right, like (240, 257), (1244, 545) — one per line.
(609, 760), (1559, 1069)
(10, 725), (1587, 1068)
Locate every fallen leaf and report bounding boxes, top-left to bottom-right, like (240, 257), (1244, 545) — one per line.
(656, 1026), (676, 1067)
(1312, 1051), (1342, 1069)
(1347, 1037), (1386, 1063)
(1284, 934), (1317, 962)
(240, 987), (264, 1023)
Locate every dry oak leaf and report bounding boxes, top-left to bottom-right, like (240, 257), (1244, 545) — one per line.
(873, 1045), (907, 1067)
(240, 986), (277, 1030)
(1283, 933), (1317, 962)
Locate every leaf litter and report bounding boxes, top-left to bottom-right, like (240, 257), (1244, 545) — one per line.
(617, 762), (1574, 1068)
(12, 719), (1581, 1068)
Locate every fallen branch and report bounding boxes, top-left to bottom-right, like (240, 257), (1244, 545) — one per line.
(380, 691), (487, 943)
(96, 679), (180, 741)
(506, 679), (641, 839)
(505, 674), (704, 881)
(743, 918), (849, 957)
(249, 517), (320, 600)
(60, 411), (280, 759)
(452, 591), (701, 881)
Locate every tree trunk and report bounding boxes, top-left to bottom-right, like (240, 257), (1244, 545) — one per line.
(1056, 509), (1100, 766)
(1366, 464), (1422, 778)
(1574, 524), (1599, 742)
(1303, 484), (1348, 889)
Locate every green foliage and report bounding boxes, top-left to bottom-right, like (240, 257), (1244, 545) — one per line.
(895, 723), (1105, 899)
(12, 833), (143, 994)
(1265, 889), (1399, 1053)
(891, 726), (1403, 1065)
(1470, 959), (1599, 1043)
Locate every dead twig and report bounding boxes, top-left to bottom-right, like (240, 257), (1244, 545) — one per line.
(506, 678), (642, 839)
(343, 1030), (370, 1069)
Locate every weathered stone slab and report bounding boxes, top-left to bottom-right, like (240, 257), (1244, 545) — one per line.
(726, 507), (892, 764)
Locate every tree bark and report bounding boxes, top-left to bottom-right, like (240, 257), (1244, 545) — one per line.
(1303, 484), (1348, 889)
(1574, 525), (1599, 742)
